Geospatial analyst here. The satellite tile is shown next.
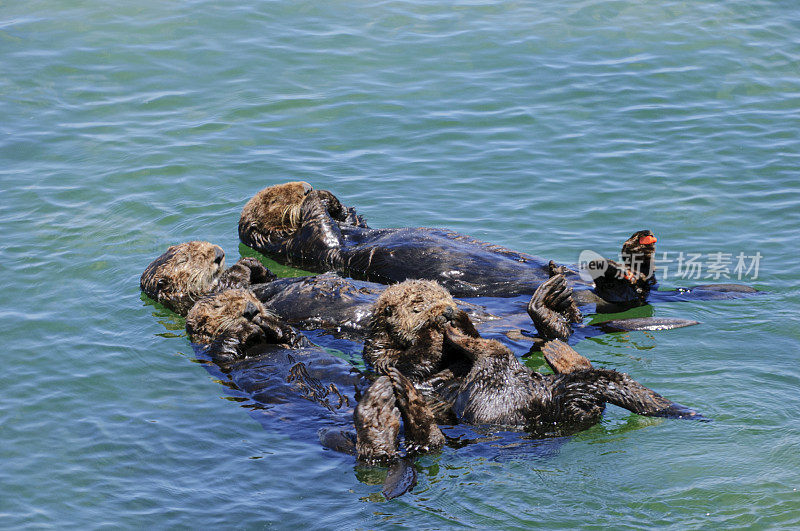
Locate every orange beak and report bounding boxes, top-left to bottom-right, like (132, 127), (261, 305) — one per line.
(638, 235), (657, 245)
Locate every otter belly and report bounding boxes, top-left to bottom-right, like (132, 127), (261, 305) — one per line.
(340, 228), (552, 297)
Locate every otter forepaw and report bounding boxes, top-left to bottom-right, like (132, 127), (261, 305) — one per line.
(235, 257), (276, 284)
(528, 275), (582, 341)
(386, 367), (414, 409)
(385, 368), (445, 454)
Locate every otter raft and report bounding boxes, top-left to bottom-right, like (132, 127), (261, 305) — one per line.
(3, 0), (796, 527)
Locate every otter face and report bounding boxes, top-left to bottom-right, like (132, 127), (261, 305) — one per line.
(186, 288), (296, 354)
(363, 280), (479, 381)
(141, 241), (226, 315)
(238, 181), (313, 245)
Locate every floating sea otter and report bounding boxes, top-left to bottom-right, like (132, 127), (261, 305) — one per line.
(184, 287), (442, 498)
(361, 280), (704, 435)
(141, 241), (700, 347)
(238, 182), (757, 306)
(140, 241), (274, 315)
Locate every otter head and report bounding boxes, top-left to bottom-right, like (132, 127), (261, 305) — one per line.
(238, 181), (313, 248)
(363, 280), (479, 382)
(140, 241), (226, 315)
(186, 289), (301, 361)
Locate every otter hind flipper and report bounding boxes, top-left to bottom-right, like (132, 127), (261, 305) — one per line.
(588, 369), (707, 421)
(382, 458), (418, 500)
(682, 283), (760, 300)
(647, 401), (710, 421)
(597, 317), (700, 333)
(541, 340), (593, 374)
(318, 428), (357, 456)
(528, 274), (582, 341)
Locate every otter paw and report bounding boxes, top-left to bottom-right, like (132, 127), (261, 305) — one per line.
(385, 368), (445, 453)
(235, 257), (276, 284)
(528, 275), (582, 341)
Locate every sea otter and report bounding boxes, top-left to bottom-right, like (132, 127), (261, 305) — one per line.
(361, 280), (702, 435)
(443, 328), (701, 436)
(184, 287), (442, 497)
(142, 241), (699, 348)
(238, 182), (620, 300)
(238, 182), (757, 306)
(141, 241), (275, 315)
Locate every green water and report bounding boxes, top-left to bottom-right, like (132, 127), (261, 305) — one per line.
(2, 0), (799, 527)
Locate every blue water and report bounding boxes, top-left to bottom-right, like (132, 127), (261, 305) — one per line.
(2, 0), (799, 527)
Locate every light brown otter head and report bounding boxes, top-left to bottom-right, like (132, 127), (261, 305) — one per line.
(141, 241), (226, 315)
(238, 181), (313, 248)
(363, 280), (479, 382)
(186, 288), (301, 356)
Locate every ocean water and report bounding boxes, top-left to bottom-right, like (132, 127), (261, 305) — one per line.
(2, 0), (799, 527)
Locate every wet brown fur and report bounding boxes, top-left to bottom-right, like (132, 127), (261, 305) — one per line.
(443, 326), (698, 433)
(238, 181), (312, 248)
(363, 280), (479, 382)
(141, 241), (274, 316)
(141, 241), (225, 315)
(185, 288), (300, 356)
(366, 280), (699, 435)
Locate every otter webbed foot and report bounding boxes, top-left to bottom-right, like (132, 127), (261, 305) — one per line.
(678, 283), (759, 300)
(386, 367), (445, 455)
(648, 401), (710, 421)
(382, 458), (418, 500)
(591, 369), (708, 421)
(527, 274), (583, 341)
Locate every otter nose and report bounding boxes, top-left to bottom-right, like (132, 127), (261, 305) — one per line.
(243, 301), (259, 321)
(214, 246), (225, 264)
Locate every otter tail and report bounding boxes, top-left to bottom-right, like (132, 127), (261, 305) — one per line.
(591, 369), (707, 421)
(317, 429), (418, 500)
(382, 458), (418, 500)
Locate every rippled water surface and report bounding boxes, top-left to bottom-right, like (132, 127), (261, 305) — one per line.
(2, 0), (799, 527)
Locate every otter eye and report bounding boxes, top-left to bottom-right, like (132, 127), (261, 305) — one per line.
(384, 307), (392, 316)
